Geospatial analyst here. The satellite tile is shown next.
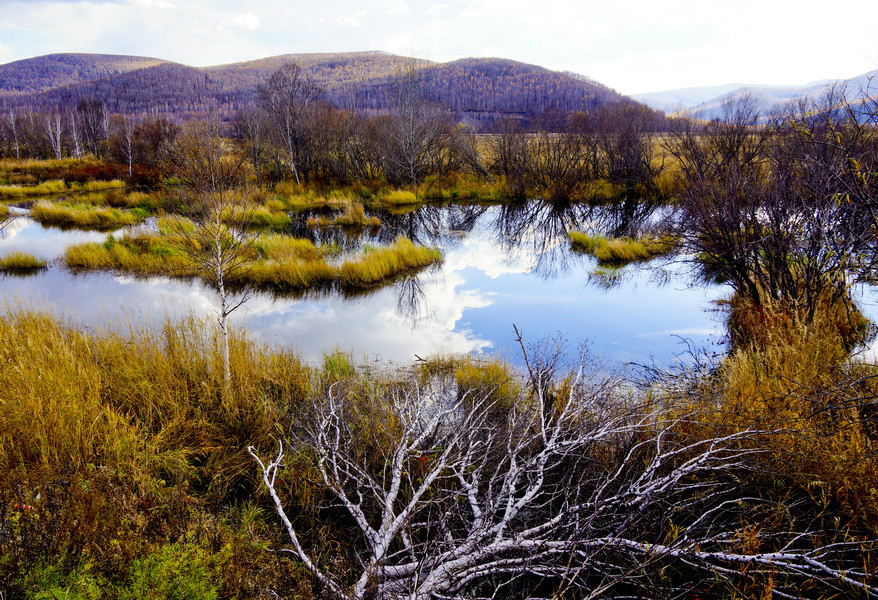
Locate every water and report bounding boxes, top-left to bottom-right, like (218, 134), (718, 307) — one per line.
(0, 202), (731, 366)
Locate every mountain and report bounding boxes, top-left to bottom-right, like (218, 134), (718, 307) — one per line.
(0, 51), (632, 128)
(633, 83), (779, 113)
(637, 70), (877, 119)
(0, 53), (168, 96)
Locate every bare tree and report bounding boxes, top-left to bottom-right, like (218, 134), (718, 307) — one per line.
(67, 108), (83, 158)
(77, 99), (108, 157)
(120, 115), (137, 177)
(258, 62), (323, 185)
(376, 64), (454, 186)
(171, 120), (254, 388)
(44, 112), (63, 160)
(250, 352), (875, 599)
(7, 110), (20, 159)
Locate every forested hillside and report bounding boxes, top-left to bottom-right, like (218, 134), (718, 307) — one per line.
(0, 51), (632, 128)
(0, 53), (168, 96)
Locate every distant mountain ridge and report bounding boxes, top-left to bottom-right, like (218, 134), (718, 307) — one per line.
(635, 70), (877, 118)
(0, 51), (632, 128)
(0, 53), (169, 96)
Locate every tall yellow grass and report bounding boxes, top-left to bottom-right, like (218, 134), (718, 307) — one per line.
(31, 201), (144, 230)
(0, 252), (47, 273)
(65, 231), (442, 293)
(569, 231), (676, 266)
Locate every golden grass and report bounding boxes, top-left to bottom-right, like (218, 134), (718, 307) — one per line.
(0, 179), (66, 197)
(0, 252), (47, 273)
(0, 178), (125, 198)
(65, 231), (441, 293)
(306, 201), (381, 228)
(0, 204), (8, 218)
(0, 309), (310, 486)
(376, 189), (420, 206)
(669, 292), (878, 533)
(339, 238), (441, 288)
(416, 175), (508, 202)
(31, 200), (145, 230)
(569, 231), (677, 266)
(224, 205), (292, 230)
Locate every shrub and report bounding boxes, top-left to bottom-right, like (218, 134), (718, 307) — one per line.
(121, 540), (220, 600)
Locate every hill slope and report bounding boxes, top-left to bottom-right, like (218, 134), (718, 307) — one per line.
(0, 53), (169, 96)
(637, 70), (878, 119)
(0, 51), (631, 127)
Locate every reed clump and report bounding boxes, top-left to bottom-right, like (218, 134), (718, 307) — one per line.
(0, 178), (125, 198)
(306, 201), (381, 228)
(338, 238), (441, 288)
(569, 231), (676, 266)
(0, 179), (67, 197)
(670, 291), (878, 534)
(65, 230), (441, 293)
(376, 189), (420, 206)
(0, 252), (47, 273)
(31, 200), (146, 230)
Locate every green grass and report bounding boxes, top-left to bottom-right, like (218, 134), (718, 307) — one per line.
(569, 231), (677, 266)
(0, 252), (48, 273)
(224, 205), (292, 230)
(31, 201), (146, 230)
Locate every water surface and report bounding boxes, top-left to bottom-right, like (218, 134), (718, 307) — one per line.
(0, 203), (730, 366)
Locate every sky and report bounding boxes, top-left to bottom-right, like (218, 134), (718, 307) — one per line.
(0, 0), (876, 95)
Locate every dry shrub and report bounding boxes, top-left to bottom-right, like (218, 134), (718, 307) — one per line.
(675, 292), (878, 533)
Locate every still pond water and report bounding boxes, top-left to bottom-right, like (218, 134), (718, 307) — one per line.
(0, 201), (734, 366)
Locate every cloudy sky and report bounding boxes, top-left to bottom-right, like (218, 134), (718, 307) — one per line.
(0, 0), (876, 94)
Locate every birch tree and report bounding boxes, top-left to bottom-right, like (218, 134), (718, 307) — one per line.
(258, 62), (322, 185)
(171, 120), (253, 389)
(250, 358), (876, 599)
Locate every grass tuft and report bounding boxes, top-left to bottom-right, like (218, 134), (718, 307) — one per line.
(569, 231), (676, 266)
(31, 201), (144, 230)
(339, 238), (441, 288)
(0, 252), (48, 273)
(65, 230), (441, 293)
(306, 201), (381, 228)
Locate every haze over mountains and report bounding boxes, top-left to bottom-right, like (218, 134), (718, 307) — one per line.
(0, 51), (631, 129)
(635, 69), (878, 118)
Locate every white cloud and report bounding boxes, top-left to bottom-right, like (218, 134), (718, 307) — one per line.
(0, 0), (876, 93)
(335, 11), (366, 26)
(228, 12), (260, 30)
(426, 3), (446, 17)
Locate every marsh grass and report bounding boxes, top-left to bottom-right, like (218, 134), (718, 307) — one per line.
(0, 178), (125, 198)
(224, 205), (292, 230)
(65, 230), (441, 293)
(0, 252), (47, 273)
(417, 175), (508, 202)
(306, 201), (381, 228)
(569, 231), (676, 266)
(668, 290), (878, 534)
(339, 238), (441, 288)
(376, 189), (420, 206)
(31, 200), (146, 230)
(0, 204), (8, 218)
